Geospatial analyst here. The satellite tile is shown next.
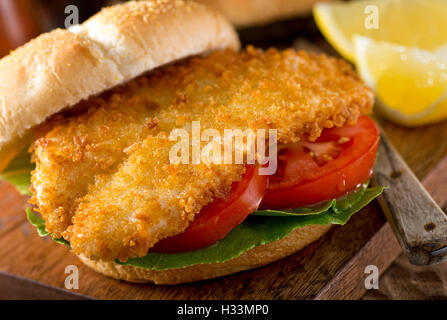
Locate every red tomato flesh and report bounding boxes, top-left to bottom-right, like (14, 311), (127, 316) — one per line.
(152, 116), (378, 253)
(261, 116), (379, 209)
(151, 165), (268, 253)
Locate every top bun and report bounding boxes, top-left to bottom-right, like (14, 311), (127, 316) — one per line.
(0, 0), (239, 149)
(198, 0), (333, 27)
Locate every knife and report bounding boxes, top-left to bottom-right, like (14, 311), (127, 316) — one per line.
(373, 124), (447, 265)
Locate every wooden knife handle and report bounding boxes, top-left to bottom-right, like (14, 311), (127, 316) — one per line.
(374, 128), (447, 265)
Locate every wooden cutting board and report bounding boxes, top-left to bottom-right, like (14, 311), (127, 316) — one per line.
(3, 116), (444, 301)
(1, 25), (446, 300)
(0, 180), (399, 300)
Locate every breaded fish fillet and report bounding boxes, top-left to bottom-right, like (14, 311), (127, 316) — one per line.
(30, 47), (374, 261)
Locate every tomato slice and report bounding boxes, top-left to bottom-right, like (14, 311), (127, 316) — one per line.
(151, 165), (268, 253)
(151, 116), (378, 253)
(261, 116), (379, 209)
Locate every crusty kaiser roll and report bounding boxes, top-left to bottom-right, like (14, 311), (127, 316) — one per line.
(197, 0), (335, 27)
(0, 0), (239, 149)
(80, 225), (331, 284)
(0, 0), (373, 285)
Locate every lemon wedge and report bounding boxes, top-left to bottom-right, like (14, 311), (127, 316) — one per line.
(314, 0), (447, 62)
(355, 36), (447, 126)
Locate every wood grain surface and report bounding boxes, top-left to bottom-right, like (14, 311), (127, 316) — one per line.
(0, 180), (398, 299)
(0, 20), (445, 300)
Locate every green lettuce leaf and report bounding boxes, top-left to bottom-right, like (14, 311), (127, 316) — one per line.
(26, 207), (48, 237)
(253, 199), (336, 217)
(121, 184), (382, 270)
(0, 148), (33, 195)
(26, 208), (70, 246)
(5, 149), (383, 271)
(252, 182), (374, 217)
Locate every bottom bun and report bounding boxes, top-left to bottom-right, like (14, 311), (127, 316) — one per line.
(78, 224), (332, 285)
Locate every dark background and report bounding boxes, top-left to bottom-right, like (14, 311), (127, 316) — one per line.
(0, 0), (115, 56)
(0, 0), (322, 56)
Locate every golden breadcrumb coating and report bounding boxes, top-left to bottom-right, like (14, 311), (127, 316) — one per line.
(30, 47), (374, 261)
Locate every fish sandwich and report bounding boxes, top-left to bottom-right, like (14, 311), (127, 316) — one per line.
(0, 0), (381, 284)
